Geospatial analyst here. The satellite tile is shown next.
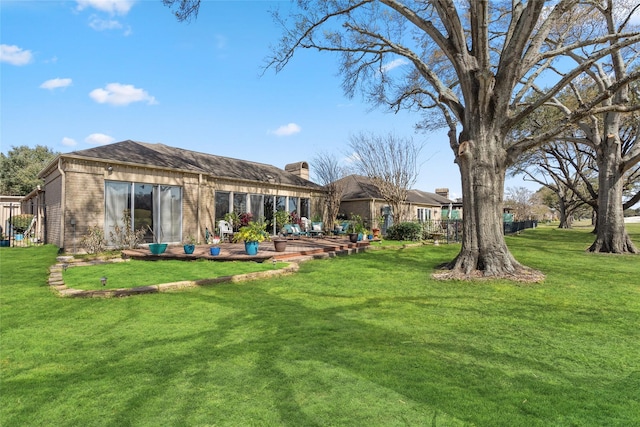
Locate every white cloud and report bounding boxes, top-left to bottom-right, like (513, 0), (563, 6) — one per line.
(76, 0), (134, 15)
(0, 44), (33, 66)
(381, 58), (408, 73)
(269, 123), (301, 137)
(61, 137), (77, 147)
(40, 78), (73, 90)
(89, 83), (157, 106)
(88, 16), (122, 31)
(85, 133), (115, 145)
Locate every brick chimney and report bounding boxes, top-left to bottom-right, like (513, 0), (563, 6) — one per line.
(435, 188), (449, 199)
(285, 161), (310, 180)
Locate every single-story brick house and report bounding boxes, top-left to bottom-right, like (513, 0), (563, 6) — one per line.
(37, 140), (325, 252)
(335, 174), (459, 232)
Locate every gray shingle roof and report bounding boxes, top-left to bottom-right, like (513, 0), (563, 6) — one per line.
(67, 140), (322, 189)
(337, 174), (452, 206)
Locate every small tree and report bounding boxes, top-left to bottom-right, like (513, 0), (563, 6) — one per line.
(312, 151), (348, 232)
(109, 211), (147, 250)
(348, 132), (422, 224)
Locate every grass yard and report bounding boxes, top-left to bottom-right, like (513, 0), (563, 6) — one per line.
(1, 225), (639, 426)
(62, 259), (289, 290)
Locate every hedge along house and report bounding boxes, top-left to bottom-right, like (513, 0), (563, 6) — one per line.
(37, 140), (325, 252)
(336, 175), (457, 233)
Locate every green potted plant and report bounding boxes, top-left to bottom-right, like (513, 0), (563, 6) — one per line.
(183, 234), (196, 254)
(0, 233), (9, 247)
(233, 221), (268, 255)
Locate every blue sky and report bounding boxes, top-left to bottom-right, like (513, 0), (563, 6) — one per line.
(1, 0), (543, 199)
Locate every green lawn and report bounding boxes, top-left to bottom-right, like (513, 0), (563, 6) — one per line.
(62, 259), (289, 290)
(1, 225), (639, 426)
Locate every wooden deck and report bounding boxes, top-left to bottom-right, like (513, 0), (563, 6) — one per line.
(121, 236), (371, 262)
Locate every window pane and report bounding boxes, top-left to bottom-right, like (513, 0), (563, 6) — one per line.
(134, 183), (154, 242)
(105, 181), (131, 239)
(215, 192), (230, 221)
(158, 185), (181, 243)
(250, 194), (263, 221)
(300, 198), (310, 219)
(288, 197), (298, 214)
(276, 196), (286, 212)
(233, 193), (247, 214)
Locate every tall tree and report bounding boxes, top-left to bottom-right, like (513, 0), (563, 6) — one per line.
(348, 131), (422, 224)
(166, 1), (640, 280)
(0, 145), (57, 196)
(311, 151), (348, 231)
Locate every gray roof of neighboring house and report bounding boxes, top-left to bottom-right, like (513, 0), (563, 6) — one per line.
(338, 174), (453, 206)
(62, 140), (323, 189)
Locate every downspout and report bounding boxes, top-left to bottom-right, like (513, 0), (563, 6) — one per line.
(197, 173), (202, 243)
(57, 158), (66, 250)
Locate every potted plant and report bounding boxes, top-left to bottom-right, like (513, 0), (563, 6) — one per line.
(274, 209), (290, 235)
(183, 234), (196, 254)
(209, 235), (221, 256)
(147, 225), (167, 255)
(233, 221), (268, 255)
(272, 237), (287, 252)
(0, 233), (9, 247)
(348, 213), (365, 243)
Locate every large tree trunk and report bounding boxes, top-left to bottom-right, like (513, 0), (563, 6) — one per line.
(557, 195), (572, 229)
(436, 134), (544, 282)
(588, 139), (638, 253)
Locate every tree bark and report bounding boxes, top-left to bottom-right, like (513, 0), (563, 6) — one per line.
(588, 137), (638, 253)
(437, 133), (544, 281)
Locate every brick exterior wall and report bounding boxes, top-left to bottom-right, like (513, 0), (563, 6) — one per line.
(42, 157), (325, 252)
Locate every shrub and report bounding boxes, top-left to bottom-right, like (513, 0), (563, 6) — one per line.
(109, 212), (146, 250)
(80, 225), (107, 254)
(386, 221), (423, 241)
(9, 214), (34, 233)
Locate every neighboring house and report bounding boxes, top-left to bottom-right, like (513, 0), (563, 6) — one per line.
(36, 140), (325, 252)
(335, 175), (458, 232)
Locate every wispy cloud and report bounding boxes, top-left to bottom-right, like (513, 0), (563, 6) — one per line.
(89, 83), (157, 106)
(61, 137), (77, 147)
(40, 78), (73, 90)
(76, 0), (134, 15)
(0, 44), (33, 66)
(88, 15), (132, 35)
(85, 133), (115, 145)
(269, 123), (301, 137)
(381, 58), (408, 73)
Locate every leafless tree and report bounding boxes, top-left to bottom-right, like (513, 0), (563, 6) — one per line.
(509, 141), (597, 228)
(166, 0), (640, 279)
(348, 131), (421, 223)
(311, 152), (348, 231)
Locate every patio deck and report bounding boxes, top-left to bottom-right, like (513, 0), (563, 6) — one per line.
(121, 236), (371, 262)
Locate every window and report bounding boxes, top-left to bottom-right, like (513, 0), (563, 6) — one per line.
(233, 193), (247, 214)
(105, 181), (181, 243)
(276, 196), (286, 212)
(215, 191), (230, 221)
(250, 194), (264, 220)
(300, 198), (310, 219)
(288, 197), (298, 215)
